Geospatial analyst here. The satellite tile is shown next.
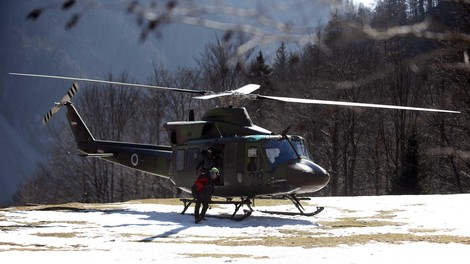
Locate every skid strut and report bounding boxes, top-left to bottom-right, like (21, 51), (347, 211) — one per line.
(180, 198), (253, 221)
(260, 194), (324, 216)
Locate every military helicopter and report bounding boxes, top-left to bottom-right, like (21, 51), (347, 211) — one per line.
(10, 72), (460, 221)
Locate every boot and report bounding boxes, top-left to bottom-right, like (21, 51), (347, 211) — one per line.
(194, 202), (201, 223)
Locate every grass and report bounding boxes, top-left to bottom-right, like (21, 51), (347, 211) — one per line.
(408, 228), (440, 233)
(194, 232), (470, 248)
(142, 230), (470, 248)
(1, 197), (303, 212)
(318, 217), (404, 229)
(0, 241), (89, 252)
(181, 253), (268, 259)
(33, 232), (79, 238)
(125, 197), (294, 207)
(375, 209), (405, 219)
(2, 202), (121, 212)
(125, 198), (185, 206)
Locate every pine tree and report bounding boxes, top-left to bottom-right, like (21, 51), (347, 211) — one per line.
(273, 42), (288, 81)
(250, 50), (273, 87)
(391, 133), (428, 195)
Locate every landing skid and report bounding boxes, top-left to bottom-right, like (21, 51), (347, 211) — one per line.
(259, 194), (324, 217)
(194, 210), (252, 222)
(179, 195), (323, 221)
(180, 198), (253, 221)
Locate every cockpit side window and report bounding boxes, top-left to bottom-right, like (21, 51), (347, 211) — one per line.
(265, 148), (280, 164)
(292, 139), (312, 159)
(264, 139), (311, 167)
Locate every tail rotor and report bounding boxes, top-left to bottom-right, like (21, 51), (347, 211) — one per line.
(42, 82), (79, 125)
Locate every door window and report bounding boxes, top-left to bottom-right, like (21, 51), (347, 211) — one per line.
(176, 149), (185, 171)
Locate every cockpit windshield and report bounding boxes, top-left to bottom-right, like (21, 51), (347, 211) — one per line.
(264, 138), (312, 167)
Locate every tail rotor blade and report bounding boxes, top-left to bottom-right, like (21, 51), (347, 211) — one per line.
(43, 107), (57, 125)
(60, 81), (79, 103)
(42, 82), (80, 125)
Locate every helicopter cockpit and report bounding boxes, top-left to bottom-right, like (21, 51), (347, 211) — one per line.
(264, 137), (313, 168)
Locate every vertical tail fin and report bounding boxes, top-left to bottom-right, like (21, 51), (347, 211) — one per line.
(65, 102), (95, 144)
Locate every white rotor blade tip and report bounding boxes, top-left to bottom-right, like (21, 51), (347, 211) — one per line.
(193, 92), (233, 100)
(236, 84), (260, 94)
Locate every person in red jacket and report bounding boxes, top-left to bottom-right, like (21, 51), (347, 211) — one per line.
(191, 167), (220, 223)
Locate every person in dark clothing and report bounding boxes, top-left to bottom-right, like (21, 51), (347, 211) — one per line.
(195, 147), (220, 174)
(191, 167), (220, 223)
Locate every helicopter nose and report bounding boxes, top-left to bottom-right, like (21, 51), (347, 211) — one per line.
(274, 159), (330, 193)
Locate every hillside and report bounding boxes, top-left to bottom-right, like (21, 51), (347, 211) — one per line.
(0, 0), (332, 205)
(0, 1), (217, 205)
(1, 194), (469, 263)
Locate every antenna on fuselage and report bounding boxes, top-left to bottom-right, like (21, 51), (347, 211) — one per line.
(280, 124), (301, 159)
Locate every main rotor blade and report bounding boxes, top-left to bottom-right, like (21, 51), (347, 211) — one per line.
(193, 92), (233, 100)
(236, 84), (260, 94)
(258, 95), (460, 114)
(9, 72), (208, 95)
(193, 84), (260, 100)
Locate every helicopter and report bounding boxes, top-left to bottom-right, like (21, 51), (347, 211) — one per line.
(10, 72), (460, 221)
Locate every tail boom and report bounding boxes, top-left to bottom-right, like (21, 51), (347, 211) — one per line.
(65, 103), (172, 178)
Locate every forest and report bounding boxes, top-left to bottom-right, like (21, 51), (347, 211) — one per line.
(14, 0), (469, 204)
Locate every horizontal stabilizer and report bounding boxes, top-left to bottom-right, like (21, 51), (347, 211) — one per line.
(78, 153), (114, 158)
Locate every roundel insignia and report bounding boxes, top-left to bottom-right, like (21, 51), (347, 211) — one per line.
(131, 153), (139, 166)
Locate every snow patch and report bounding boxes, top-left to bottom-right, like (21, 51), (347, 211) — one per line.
(1, 194), (469, 263)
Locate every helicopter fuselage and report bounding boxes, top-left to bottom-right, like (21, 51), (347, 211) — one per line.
(65, 102), (329, 199)
(164, 107), (330, 197)
(169, 135), (330, 197)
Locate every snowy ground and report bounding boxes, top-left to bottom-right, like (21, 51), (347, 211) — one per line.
(1, 194), (469, 263)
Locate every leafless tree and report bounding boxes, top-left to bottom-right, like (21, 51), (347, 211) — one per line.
(18, 0), (470, 203)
